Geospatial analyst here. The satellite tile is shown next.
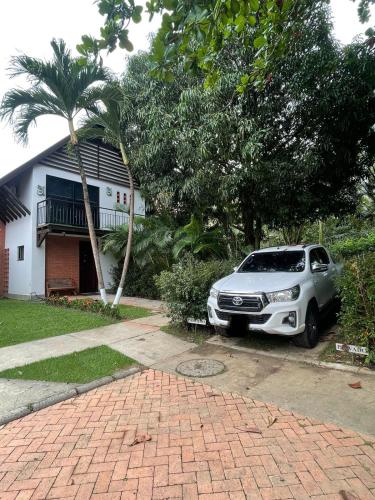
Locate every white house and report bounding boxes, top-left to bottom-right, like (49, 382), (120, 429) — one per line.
(0, 137), (145, 299)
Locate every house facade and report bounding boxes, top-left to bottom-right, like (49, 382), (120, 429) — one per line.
(0, 137), (145, 299)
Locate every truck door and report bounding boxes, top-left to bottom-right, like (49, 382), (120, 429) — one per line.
(309, 248), (329, 309)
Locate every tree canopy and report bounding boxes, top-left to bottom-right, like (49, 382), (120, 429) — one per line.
(79, 0), (374, 89)
(116, 1), (375, 247)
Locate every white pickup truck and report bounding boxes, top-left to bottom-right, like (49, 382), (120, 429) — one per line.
(207, 244), (342, 348)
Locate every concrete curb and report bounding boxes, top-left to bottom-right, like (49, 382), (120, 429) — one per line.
(0, 365), (143, 427)
(207, 338), (375, 377)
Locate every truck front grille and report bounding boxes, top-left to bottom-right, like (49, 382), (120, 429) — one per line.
(215, 310), (271, 324)
(217, 293), (264, 312)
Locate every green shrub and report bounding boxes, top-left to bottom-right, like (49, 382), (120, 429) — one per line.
(46, 296), (121, 320)
(337, 252), (375, 365)
(110, 261), (162, 299)
(155, 256), (236, 324)
(329, 230), (375, 258)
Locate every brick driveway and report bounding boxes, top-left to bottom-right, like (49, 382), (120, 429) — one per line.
(0, 370), (374, 499)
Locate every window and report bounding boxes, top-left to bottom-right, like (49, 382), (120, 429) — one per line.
(238, 251), (305, 273)
(46, 175), (99, 205)
(17, 246), (24, 261)
(310, 247), (329, 270)
(317, 247), (330, 264)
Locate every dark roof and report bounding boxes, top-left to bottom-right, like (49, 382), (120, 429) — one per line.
(0, 136), (135, 189)
(0, 136), (68, 189)
(0, 185), (30, 223)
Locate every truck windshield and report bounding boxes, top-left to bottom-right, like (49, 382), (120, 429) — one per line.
(238, 251), (305, 273)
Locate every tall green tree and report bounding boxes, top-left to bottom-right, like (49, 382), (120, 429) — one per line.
(120, 2), (375, 248)
(80, 82), (136, 306)
(0, 39), (111, 302)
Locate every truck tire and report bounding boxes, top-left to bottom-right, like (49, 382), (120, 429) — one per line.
(293, 303), (319, 348)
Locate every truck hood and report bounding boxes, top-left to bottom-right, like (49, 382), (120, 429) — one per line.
(213, 272), (302, 294)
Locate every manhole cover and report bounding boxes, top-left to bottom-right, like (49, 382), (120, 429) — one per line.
(176, 359), (225, 377)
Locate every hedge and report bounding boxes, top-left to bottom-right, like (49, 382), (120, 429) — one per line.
(337, 252), (375, 365)
(155, 256), (236, 324)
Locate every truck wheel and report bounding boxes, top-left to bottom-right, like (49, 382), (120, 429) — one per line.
(293, 304), (319, 348)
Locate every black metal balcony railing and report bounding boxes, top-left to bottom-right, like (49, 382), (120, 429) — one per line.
(37, 198), (129, 230)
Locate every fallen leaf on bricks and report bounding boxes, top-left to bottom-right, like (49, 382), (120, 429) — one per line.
(339, 490), (359, 500)
(267, 416), (277, 428)
(207, 392), (220, 397)
(235, 426), (262, 434)
(348, 381), (362, 389)
(129, 434), (152, 446)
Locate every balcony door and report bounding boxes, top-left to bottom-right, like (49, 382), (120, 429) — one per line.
(46, 176), (99, 227)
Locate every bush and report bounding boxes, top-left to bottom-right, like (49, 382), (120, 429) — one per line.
(337, 252), (375, 365)
(46, 296), (121, 320)
(329, 230), (375, 258)
(155, 256), (236, 324)
(110, 261), (162, 299)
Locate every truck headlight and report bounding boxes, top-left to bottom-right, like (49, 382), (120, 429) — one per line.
(210, 287), (219, 299)
(266, 285), (300, 303)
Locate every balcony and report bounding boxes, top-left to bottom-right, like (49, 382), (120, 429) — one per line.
(36, 197), (129, 246)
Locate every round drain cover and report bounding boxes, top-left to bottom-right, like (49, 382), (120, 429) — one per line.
(176, 359), (225, 378)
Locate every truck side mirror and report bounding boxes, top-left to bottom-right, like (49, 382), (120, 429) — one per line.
(311, 262), (328, 273)
(233, 266), (238, 272)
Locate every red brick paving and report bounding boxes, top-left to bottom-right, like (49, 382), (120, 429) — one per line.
(0, 369), (374, 499)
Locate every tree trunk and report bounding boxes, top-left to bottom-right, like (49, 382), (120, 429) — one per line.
(112, 142), (135, 307)
(254, 217), (262, 250)
(242, 207), (255, 249)
(68, 120), (108, 304)
(318, 220), (323, 245)
(282, 224), (304, 245)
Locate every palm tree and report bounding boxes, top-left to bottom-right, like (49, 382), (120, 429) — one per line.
(80, 82), (135, 306)
(103, 214), (175, 270)
(0, 39), (110, 303)
(173, 214), (228, 259)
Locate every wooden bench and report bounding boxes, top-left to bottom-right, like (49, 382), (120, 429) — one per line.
(47, 278), (77, 297)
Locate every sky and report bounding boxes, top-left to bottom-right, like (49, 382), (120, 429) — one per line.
(0, 0), (374, 178)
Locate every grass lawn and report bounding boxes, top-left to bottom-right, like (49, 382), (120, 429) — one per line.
(0, 299), (152, 348)
(118, 304), (153, 320)
(0, 346), (136, 384)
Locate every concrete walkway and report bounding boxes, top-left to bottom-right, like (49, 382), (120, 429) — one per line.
(1, 307), (375, 437)
(154, 342), (375, 437)
(0, 314), (179, 372)
(1, 369), (374, 499)
(0, 313), (196, 423)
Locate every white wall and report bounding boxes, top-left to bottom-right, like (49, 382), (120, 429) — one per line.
(4, 164), (144, 297)
(32, 164), (145, 220)
(31, 164), (144, 293)
(4, 171), (33, 297)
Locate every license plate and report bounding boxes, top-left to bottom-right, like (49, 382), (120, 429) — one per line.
(336, 343), (368, 356)
(187, 318), (207, 326)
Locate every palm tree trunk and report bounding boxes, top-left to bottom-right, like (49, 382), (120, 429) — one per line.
(68, 120), (108, 304)
(112, 142), (135, 306)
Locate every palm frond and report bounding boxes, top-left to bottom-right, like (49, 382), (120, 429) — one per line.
(1, 38), (112, 139)
(1, 88), (65, 143)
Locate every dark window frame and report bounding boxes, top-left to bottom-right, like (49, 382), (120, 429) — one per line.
(309, 247), (330, 271)
(17, 245), (24, 261)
